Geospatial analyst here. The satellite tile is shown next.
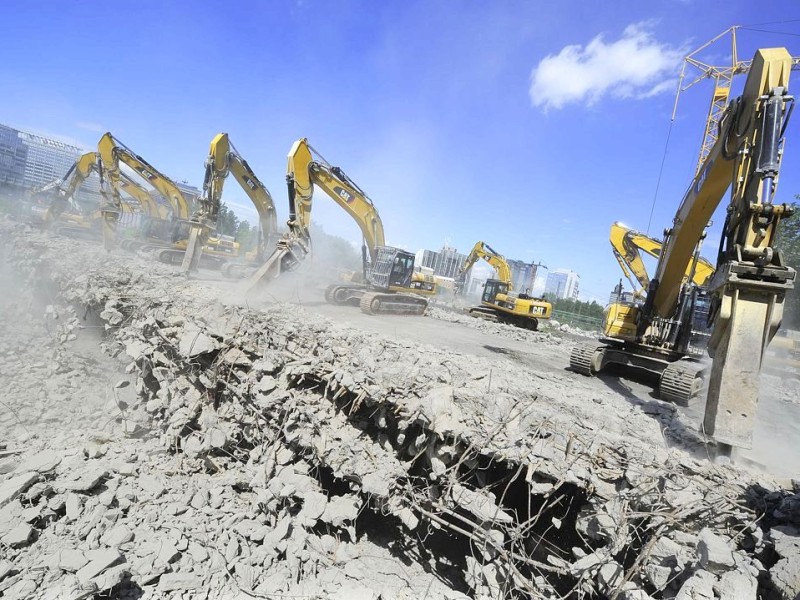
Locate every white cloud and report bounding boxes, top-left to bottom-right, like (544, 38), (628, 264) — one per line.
(76, 121), (106, 134)
(529, 23), (684, 111)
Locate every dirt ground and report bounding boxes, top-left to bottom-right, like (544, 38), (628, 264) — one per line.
(2, 220), (800, 600)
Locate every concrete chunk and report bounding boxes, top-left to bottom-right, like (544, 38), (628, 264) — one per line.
(76, 549), (123, 584)
(158, 572), (202, 591)
(1, 524), (34, 547)
(178, 325), (218, 358)
(18, 450), (61, 474)
(58, 548), (89, 572)
(0, 472), (39, 508)
(697, 528), (735, 573)
(63, 468), (108, 492)
(101, 524), (133, 547)
(66, 493), (83, 521)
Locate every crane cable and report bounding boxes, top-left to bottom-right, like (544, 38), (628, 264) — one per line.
(646, 118), (674, 236)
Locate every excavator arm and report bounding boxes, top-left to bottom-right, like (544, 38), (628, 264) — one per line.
(248, 138), (386, 287)
(97, 132), (206, 262)
(202, 134), (278, 261)
(97, 133), (189, 220)
(459, 242), (513, 287)
(610, 222), (714, 298)
(286, 138), (385, 262)
(43, 151), (99, 226)
(642, 48), (795, 449)
(117, 171), (164, 220)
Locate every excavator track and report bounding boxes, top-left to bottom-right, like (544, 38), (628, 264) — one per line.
(659, 360), (705, 406)
(325, 284), (362, 306)
(468, 306), (500, 323)
(221, 262), (255, 279)
(569, 342), (602, 376)
(359, 292), (427, 316)
(468, 306), (539, 331)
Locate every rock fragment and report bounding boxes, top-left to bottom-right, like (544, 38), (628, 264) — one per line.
(697, 528), (735, 573)
(76, 549), (123, 584)
(158, 572), (202, 591)
(0, 472), (39, 508)
(1, 524), (34, 548)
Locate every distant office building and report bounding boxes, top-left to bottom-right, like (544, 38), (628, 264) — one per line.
(175, 181), (201, 206)
(507, 260), (546, 296)
(545, 269), (580, 300)
(0, 123), (101, 204)
(1, 123), (80, 189)
(419, 244), (467, 279)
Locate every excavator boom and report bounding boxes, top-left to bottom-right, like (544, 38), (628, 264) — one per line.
(285, 138), (385, 262)
(43, 151), (99, 226)
(203, 133), (278, 261)
(460, 242), (513, 287)
(609, 222), (714, 297)
(248, 138), (431, 315)
(97, 132), (207, 263)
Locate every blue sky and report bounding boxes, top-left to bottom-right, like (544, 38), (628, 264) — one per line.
(2, 1), (799, 301)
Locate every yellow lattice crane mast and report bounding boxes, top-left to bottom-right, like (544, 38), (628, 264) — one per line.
(673, 26), (800, 174)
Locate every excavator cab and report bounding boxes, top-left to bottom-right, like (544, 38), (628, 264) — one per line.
(369, 247), (415, 291)
(482, 279), (508, 304)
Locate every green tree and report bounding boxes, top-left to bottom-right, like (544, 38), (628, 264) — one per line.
(216, 202), (240, 237)
(775, 200), (800, 328)
(235, 220), (258, 252)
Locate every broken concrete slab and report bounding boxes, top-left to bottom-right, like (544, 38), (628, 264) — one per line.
(697, 528), (735, 573)
(178, 324), (218, 358)
(76, 549), (123, 584)
(1, 524), (34, 548)
(58, 548), (88, 572)
(158, 572), (202, 591)
(0, 472), (39, 508)
(18, 450), (61, 474)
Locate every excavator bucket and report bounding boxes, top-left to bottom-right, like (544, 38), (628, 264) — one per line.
(180, 223), (207, 273)
(100, 204), (120, 252)
(244, 236), (310, 294)
(703, 267), (794, 448)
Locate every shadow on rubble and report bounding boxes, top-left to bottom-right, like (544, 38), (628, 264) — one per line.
(107, 580), (144, 599)
(572, 363), (716, 461)
(744, 482), (800, 600)
(311, 462), (471, 594)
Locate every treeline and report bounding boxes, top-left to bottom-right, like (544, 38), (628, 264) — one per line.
(216, 202), (361, 271)
(776, 200), (800, 329)
(542, 296), (605, 320)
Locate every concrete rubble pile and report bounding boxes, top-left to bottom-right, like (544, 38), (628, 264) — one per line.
(1, 221), (799, 600)
(426, 307), (598, 342)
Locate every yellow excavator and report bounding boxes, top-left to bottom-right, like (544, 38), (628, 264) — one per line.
(571, 48), (796, 454)
(457, 241), (551, 330)
(42, 151), (102, 230)
(188, 133), (279, 276)
(42, 151), (136, 237)
(115, 171), (175, 240)
(247, 138), (435, 314)
(605, 222), (716, 341)
(96, 132), (234, 268)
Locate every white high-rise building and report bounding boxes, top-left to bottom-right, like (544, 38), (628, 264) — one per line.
(545, 269), (580, 300)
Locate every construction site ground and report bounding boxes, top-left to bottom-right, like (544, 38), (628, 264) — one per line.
(2, 218), (800, 600)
